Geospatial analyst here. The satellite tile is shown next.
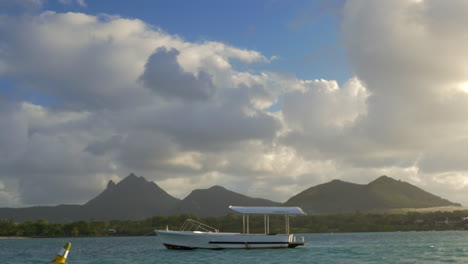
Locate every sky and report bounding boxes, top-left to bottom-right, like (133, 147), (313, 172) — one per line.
(1, 0), (468, 208)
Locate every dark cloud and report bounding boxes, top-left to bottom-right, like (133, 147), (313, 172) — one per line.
(152, 105), (280, 152)
(0, 106), (114, 205)
(85, 135), (124, 156)
(0, 12), (154, 111)
(140, 48), (216, 102)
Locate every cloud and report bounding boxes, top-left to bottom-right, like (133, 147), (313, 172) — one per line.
(0, 12), (158, 111)
(0, 102), (113, 205)
(58, 0), (87, 7)
(283, 77), (368, 132)
(337, 0), (468, 201)
(340, 0), (468, 159)
(140, 48), (216, 102)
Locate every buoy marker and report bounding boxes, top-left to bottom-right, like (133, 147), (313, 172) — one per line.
(51, 242), (71, 263)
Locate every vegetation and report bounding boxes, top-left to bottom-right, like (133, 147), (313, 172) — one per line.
(2, 210), (468, 237)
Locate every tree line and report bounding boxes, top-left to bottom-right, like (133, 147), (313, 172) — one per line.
(1, 210), (468, 237)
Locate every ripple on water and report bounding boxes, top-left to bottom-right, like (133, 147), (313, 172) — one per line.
(1, 231), (468, 264)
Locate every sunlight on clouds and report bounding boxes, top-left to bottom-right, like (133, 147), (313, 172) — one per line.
(156, 178), (188, 199)
(40, 11), (95, 25)
(457, 82), (468, 93)
(340, 0), (468, 205)
(433, 172), (468, 190)
(176, 41), (270, 88)
(247, 159), (339, 202)
(0, 179), (21, 207)
(203, 41), (270, 63)
(283, 77), (369, 132)
(166, 152), (203, 170)
(376, 165), (420, 183)
(21, 102), (90, 126)
(251, 145), (321, 178)
(157, 171), (227, 199)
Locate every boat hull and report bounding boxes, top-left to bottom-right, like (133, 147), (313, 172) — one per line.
(155, 230), (304, 249)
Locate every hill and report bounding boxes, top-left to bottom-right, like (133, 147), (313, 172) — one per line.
(0, 173), (180, 222)
(0, 205), (82, 223)
(82, 173), (180, 220)
(173, 185), (280, 217)
(285, 175), (461, 214)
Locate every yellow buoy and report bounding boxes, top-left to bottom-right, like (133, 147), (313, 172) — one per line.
(51, 242), (71, 263)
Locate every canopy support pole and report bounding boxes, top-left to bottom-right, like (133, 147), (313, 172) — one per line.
(267, 215), (270, 234)
(264, 214), (270, 234)
(242, 214), (245, 234)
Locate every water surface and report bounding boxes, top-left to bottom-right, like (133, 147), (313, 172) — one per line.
(1, 231), (467, 263)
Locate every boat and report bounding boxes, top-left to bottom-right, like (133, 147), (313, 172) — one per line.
(155, 206), (306, 249)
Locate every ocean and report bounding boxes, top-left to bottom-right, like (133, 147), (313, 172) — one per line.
(1, 231), (467, 263)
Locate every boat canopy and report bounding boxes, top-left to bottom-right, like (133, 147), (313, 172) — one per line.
(229, 206), (305, 215)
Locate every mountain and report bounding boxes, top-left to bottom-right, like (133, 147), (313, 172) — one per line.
(0, 205), (82, 223)
(82, 173), (180, 220)
(0, 173), (180, 222)
(366, 176), (459, 208)
(174, 185), (280, 217)
(285, 175), (461, 214)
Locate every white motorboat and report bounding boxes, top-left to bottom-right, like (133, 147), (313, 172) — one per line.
(155, 206), (306, 249)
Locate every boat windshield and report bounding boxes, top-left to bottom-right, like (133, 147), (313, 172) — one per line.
(180, 219), (219, 233)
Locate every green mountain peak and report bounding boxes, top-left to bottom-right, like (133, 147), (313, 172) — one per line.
(286, 175), (460, 214)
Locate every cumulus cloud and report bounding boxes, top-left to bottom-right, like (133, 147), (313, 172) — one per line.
(337, 0), (468, 200)
(282, 77), (368, 132)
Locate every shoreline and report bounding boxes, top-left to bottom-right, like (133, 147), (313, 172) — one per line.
(0, 236), (32, 240)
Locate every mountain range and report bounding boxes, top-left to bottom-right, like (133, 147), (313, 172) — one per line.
(0, 174), (461, 222)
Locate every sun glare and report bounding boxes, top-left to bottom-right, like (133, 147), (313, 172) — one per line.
(458, 82), (468, 93)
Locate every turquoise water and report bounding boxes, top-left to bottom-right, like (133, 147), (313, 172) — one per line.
(1, 231), (467, 263)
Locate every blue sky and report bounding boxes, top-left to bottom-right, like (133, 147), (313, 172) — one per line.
(1, 0), (468, 208)
(42, 0), (350, 83)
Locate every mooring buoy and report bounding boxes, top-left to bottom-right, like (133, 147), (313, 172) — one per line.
(51, 242), (71, 263)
